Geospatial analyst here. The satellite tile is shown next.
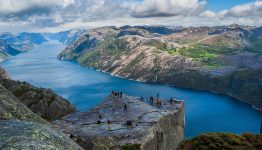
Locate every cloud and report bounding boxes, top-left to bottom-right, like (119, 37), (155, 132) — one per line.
(0, 0), (73, 18)
(0, 0), (262, 33)
(222, 0), (262, 17)
(131, 0), (206, 18)
(200, 10), (216, 18)
(0, 0), (206, 24)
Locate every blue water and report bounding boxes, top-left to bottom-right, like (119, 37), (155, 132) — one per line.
(2, 41), (262, 138)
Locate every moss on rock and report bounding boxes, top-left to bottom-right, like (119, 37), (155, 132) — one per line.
(178, 133), (262, 150)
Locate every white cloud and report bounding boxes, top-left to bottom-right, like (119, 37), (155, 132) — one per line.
(131, 0), (206, 17)
(223, 0), (262, 17)
(200, 10), (216, 18)
(0, 0), (262, 33)
(0, 0), (72, 14)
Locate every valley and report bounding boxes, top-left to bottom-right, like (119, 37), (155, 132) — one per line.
(2, 40), (261, 138)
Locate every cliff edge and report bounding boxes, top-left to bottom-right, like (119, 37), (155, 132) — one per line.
(53, 93), (184, 150)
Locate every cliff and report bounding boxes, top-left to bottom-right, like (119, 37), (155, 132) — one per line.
(58, 25), (262, 110)
(53, 94), (184, 150)
(0, 84), (83, 150)
(0, 78), (76, 121)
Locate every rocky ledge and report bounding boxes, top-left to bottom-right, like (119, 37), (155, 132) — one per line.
(53, 93), (184, 150)
(0, 84), (82, 150)
(0, 78), (76, 121)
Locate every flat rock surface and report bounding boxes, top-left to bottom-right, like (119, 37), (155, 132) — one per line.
(53, 94), (183, 146)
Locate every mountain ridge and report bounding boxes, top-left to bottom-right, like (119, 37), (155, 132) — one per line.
(58, 25), (262, 110)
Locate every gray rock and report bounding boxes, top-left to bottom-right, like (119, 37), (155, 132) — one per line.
(53, 94), (184, 150)
(0, 84), (45, 123)
(0, 83), (83, 149)
(0, 120), (83, 150)
(0, 78), (76, 121)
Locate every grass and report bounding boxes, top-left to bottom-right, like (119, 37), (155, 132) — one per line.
(121, 144), (141, 150)
(152, 42), (226, 67)
(78, 37), (130, 67)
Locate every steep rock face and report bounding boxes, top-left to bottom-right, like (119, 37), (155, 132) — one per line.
(0, 78), (76, 121)
(58, 25), (262, 110)
(43, 29), (85, 45)
(0, 83), (83, 150)
(0, 84), (46, 123)
(53, 94), (184, 150)
(16, 32), (48, 45)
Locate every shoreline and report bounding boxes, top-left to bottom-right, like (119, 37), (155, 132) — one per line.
(92, 67), (262, 112)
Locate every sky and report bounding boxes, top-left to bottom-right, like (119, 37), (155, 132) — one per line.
(0, 0), (261, 33)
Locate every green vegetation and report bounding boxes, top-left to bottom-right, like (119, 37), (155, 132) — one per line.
(121, 144), (141, 150)
(249, 38), (262, 53)
(153, 42), (227, 67)
(78, 37), (129, 67)
(178, 133), (262, 150)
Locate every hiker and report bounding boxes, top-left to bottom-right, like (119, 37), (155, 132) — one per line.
(120, 92), (123, 99)
(140, 96), (144, 101)
(124, 104), (127, 112)
(150, 96), (154, 104)
(126, 120), (132, 126)
(157, 93), (159, 99)
(99, 114), (102, 119)
(112, 107), (115, 114)
(97, 120), (101, 124)
(170, 97), (173, 104)
(69, 134), (74, 138)
(157, 98), (160, 107)
(107, 119), (112, 130)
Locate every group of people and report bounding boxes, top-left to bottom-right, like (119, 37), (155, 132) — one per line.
(148, 95), (162, 108)
(97, 92), (168, 130)
(111, 91), (123, 99)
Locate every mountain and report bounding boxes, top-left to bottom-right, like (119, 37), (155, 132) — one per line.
(0, 32), (48, 61)
(16, 32), (48, 45)
(58, 25), (262, 110)
(43, 29), (85, 45)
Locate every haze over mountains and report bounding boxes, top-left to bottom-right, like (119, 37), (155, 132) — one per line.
(0, 29), (85, 61)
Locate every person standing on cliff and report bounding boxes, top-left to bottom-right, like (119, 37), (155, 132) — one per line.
(150, 96), (154, 104)
(120, 92), (123, 99)
(170, 97), (173, 104)
(124, 104), (127, 112)
(157, 93), (159, 99)
(107, 119), (112, 130)
(140, 96), (144, 101)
